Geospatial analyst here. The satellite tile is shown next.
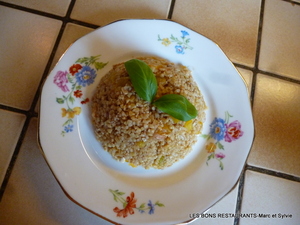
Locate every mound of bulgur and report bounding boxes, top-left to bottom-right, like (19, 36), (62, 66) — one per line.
(91, 56), (206, 169)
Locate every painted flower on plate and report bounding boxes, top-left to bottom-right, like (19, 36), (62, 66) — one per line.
(54, 55), (107, 136)
(158, 30), (192, 54)
(80, 98), (89, 104)
(110, 189), (164, 218)
(161, 38), (171, 46)
(64, 124), (73, 133)
(75, 66), (97, 87)
(175, 45), (184, 54)
(205, 142), (217, 153)
(113, 192), (137, 218)
(202, 111), (243, 170)
(181, 30), (189, 38)
(148, 200), (155, 214)
(225, 120), (244, 142)
(73, 90), (83, 98)
(54, 70), (69, 92)
(69, 63), (82, 75)
(61, 107), (81, 119)
(215, 152), (225, 159)
(209, 117), (226, 142)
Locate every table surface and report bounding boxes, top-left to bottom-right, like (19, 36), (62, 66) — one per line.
(0, 0), (300, 224)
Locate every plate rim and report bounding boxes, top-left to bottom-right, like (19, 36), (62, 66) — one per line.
(37, 18), (255, 225)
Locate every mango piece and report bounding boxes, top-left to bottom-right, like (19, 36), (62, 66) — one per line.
(135, 141), (146, 148)
(128, 163), (137, 168)
(170, 116), (181, 123)
(184, 120), (193, 131)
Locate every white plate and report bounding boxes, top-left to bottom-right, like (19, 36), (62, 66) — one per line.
(39, 19), (254, 225)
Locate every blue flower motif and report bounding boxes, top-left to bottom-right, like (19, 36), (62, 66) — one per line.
(175, 45), (185, 54)
(138, 209), (145, 213)
(181, 30), (189, 38)
(64, 124), (73, 133)
(75, 66), (96, 87)
(209, 117), (226, 141)
(147, 200), (155, 214)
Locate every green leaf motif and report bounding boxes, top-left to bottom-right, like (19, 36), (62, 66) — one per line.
(67, 73), (73, 83)
(217, 142), (224, 150)
(89, 56), (98, 64)
(56, 98), (64, 104)
(62, 119), (73, 127)
(139, 203), (146, 209)
(76, 56), (90, 65)
(219, 160), (224, 170)
(225, 111), (233, 123)
(94, 61), (108, 70)
(201, 134), (211, 140)
(76, 55), (101, 65)
(69, 96), (75, 104)
(153, 94), (197, 121)
(155, 201), (165, 207)
(109, 189), (125, 203)
(113, 195), (118, 202)
(117, 191), (125, 196)
(111, 189), (124, 196)
(207, 153), (214, 161)
(170, 34), (176, 41)
(125, 59), (157, 102)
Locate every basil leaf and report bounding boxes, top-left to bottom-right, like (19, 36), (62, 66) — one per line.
(125, 59), (157, 102)
(153, 94), (197, 121)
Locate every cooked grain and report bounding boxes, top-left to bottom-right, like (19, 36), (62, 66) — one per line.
(92, 56), (206, 169)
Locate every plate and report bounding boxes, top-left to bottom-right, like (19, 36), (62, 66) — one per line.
(39, 19), (254, 225)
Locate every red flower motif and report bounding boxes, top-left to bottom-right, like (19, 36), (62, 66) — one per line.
(69, 64), (82, 75)
(225, 120), (243, 142)
(74, 90), (83, 98)
(80, 98), (89, 104)
(113, 192), (137, 218)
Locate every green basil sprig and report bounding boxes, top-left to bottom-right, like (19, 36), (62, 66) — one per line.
(153, 94), (197, 121)
(125, 59), (157, 102)
(124, 59), (197, 121)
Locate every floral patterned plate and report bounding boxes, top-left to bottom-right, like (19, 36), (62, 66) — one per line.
(38, 19), (254, 225)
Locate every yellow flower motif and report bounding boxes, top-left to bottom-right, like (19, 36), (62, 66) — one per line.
(161, 38), (171, 46)
(61, 108), (67, 117)
(73, 107), (81, 115)
(61, 107), (81, 118)
(206, 142), (217, 153)
(67, 110), (76, 119)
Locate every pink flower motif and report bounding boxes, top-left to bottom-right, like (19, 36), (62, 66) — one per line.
(225, 120), (243, 143)
(215, 152), (225, 159)
(54, 70), (69, 92)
